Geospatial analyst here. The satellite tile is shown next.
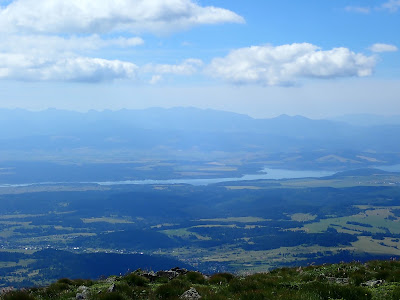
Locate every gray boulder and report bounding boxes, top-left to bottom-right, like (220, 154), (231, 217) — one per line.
(180, 287), (201, 300)
(361, 279), (385, 287)
(76, 286), (89, 299)
(156, 270), (179, 280)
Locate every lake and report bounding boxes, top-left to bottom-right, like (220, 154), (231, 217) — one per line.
(2, 165), (398, 188)
(95, 168), (335, 186)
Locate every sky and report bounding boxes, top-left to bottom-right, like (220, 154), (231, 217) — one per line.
(0, 0), (399, 118)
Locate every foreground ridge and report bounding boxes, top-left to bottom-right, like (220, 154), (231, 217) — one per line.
(1, 260), (400, 300)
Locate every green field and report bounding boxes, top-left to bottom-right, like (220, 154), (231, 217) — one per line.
(0, 171), (399, 286)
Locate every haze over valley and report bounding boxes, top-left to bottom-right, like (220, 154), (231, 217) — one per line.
(1, 108), (400, 185)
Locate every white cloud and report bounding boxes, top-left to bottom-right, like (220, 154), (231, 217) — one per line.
(0, 34), (143, 55)
(0, 0), (242, 83)
(345, 6), (371, 14)
(0, 0), (244, 34)
(143, 59), (203, 75)
(207, 43), (377, 86)
(382, 0), (400, 12)
(370, 43), (398, 53)
(0, 54), (137, 82)
(0, 33), (142, 82)
(0, 44), (204, 83)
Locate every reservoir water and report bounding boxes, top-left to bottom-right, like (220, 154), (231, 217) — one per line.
(1, 165), (398, 188)
(95, 168), (335, 186)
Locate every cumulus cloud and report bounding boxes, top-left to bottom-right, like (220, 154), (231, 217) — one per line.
(0, 33), (142, 82)
(0, 0), (242, 83)
(0, 0), (244, 34)
(0, 54), (137, 82)
(207, 43), (377, 86)
(370, 43), (398, 53)
(382, 0), (400, 12)
(344, 6), (371, 14)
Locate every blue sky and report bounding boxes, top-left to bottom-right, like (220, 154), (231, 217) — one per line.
(0, 0), (399, 118)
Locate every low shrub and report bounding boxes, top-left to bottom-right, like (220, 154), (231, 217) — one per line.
(391, 286), (400, 300)
(301, 281), (372, 300)
(185, 271), (206, 284)
(56, 278), (73, 285)
(3, 291), (36, 300)
(228, 274), (280, 294)
(386, 270), (400, 282)
(45, 282), (71, 297)
(124, 273), (149, 287)
(349, 268), (373, 286)
(72, 279), (94, 287)
(94, 293), (126, 300)
(209, 273), (235, 285)
(155, 278), (190, 299)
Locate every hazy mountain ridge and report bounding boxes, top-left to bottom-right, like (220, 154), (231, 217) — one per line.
(0, 107), (398, 149)
(1, 108), (400, 183)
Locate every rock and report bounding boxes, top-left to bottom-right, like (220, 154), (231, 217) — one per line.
(0, 287), (14, 295)
(142, 271), (158, 281)
(141, 267), (188, 282)
(76, 286), (89, 299)
(361, 279), (385, 287)
(180, 287), (201, 300)
(156, 270), (179, 280)
(171, 267), (189, 275)
(107, 283), (116, 293)
(77, 286), (88, 292)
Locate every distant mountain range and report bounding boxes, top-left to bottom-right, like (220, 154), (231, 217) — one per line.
(0, 107), (399, 152)
(0, 108), (399, 178)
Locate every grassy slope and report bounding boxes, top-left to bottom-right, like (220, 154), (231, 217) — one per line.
(2, 260), (400, 300)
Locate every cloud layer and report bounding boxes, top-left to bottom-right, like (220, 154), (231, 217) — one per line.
(208, 43), (376, 86)
(0, 0), (243, 82)
(0, 2), (388, 86)
(0, 0), (244, 34)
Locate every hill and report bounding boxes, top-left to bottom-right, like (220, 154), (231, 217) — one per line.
(2, 260), (400, 300)
(326, 168), (398, 178)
